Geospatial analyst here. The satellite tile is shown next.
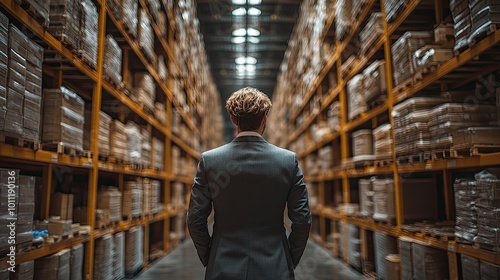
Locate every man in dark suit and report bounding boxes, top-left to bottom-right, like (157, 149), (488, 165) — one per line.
(187, 87), (311, 280)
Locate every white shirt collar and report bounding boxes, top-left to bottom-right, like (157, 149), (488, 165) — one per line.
(236, 131), (262, 138)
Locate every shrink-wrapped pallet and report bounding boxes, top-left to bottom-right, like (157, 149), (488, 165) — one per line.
(94, 235), (113, 280)
(327, 102), (341, 132)
(360, 13), (383, 54)
(384, 254), (401, 280)
(454, 178), (478, 243)
(147, 0), (161, 23)
(132, 73), (155, 113)
(359, 179), (374, 217)
(335, 0), (352, 41)
(80, 0), (98, 68)
(70, 244), (83, 280)
(122, 0), (138, 38)
(125, 226), (143, 275)
(171, 145), (181, 175)
(0, 169), (18, 257)
(125, 121), (141, 164)
(140, 126), (152, 167)
(374, 231), (398, 279)
(97, 186), (122, 223)
(151, 180), (160, 214)
(0, 13), (7, 114)
(461, 255), (480, 280)
(10, 260), (34, 280)
(452, 127), (500, 147)
(373, 123), (392, 160)
(48, 0), (81, 51)
(468, 1), (500, 46)
(391, 31), (433, 86)
(352, 129), (373, 157)
(154, 102), (166, 125)
(348, 223), (361, 269)
(399, 237), (414, 280)
(373, 179), (395, 221)
(123, 180), (142, 219)
(42, 87), (85, 152)
(411, 241), (449, 280)
(480, 260), (500, 279)
(158, 55), (167, 81)
(151, 137), (164, 171)
(347, 74), (366, 120)
(103, 35), (123, 88)
(138, 9), (156, 64)
(449, 0), (471, 52)
(363, 60), (387, 103)
(412, 46), (453, 75)
(171, 182), (184, 209)
(23, 39), (43, 141)
(141, 178), (151, 215)
(318, 145), (333, 174)
(15, 176), (35, 247)
(35, 249), (70, 280)
(385, 0), (408, 23)
(109, 119), (127, 162)
(83, 110), (112, 156)
(113, 232), (125, 280)
(352, 0), (370, 20)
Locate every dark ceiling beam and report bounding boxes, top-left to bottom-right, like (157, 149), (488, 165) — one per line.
(202, 35), (292, 42)
(214, 79), (277, 87)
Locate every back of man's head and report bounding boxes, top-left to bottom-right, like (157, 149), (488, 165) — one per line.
(225, 87), (272, 131)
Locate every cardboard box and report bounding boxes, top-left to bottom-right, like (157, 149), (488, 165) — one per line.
(47, 220), (72, 236)
(50, 193), (74, 220)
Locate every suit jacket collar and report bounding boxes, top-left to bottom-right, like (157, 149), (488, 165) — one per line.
(232, 135), (267, 143)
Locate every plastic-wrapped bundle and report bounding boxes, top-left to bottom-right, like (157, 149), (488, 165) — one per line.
(327, 102), (340, 132)
(123, 180), (142, 219)
(347, 74), (366, 120)
(97, 186), (122, 223)
(373, 123), (392, 160)
(347, 223), (361, 269)
(359, 179), (374, 217)
(363, 60), (387, 103)
(374, 231), (398, 279)
(411, 241), (449, 280)
(360, 13), (383, 54)
(140, 127), (152, 167)
(352, 0), (370, 21)
(391, 31), (433, 86)
(318, 146), (333, 174)
(106, 0), (122, 21)
(461, 255), (480, 280)
(10, 260), (33, 280)
(122, 0), (138, 38)
(35, 249), (71, 280)
(113, 232), (125, 280)
(0, 169), (18, 256)
(133, 73), (155, 113)
(480, 260), (500, 279)
(103, 35), (123, 88)
(147, 0), (161, 23)
(83, 110), (112, 156)
(171, 145), (181, 175)
(399, 237), (414, 280)
(454, 178), (478, 243)
(141, 178), (151, 215)
(0, 13), (7, 111)
(475, 170), (500, 207)
(80, 0), (98, 68)
(412, 46), (453, 75)
(42, 87), (85, 151)
(352, 129), (373, 157)
(151, 180), (160, 214)
(335, 0), (352, 41)
(138, 9), (156, 64)
(23, 40), (43, 141)
(158, 55), (167, 81)
(109, 119), (127, 162)
(385, 0), (409, 23)
(450, 0), (471, 52)
(125, 226), (143, 275)
(15, 176), (35, 247)
(94, 235), (113, 280)
(475, 204), (500, 251)
(171, 182), (184, 209)
(469, 1), (500, 46)
(152, 137), (164, 171)
(48, 0), (81, 51)
(125, 121), (141, 164)
(154, 102), (166, 125)
(70, 244), (84, 280)
(373, 179), (395, 221)
(384, 254), (401, 280)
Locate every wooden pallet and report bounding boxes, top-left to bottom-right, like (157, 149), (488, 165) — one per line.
(17, 0), (49, 29)
(431, 149), (455, 160)
(392, 77), (414, 94)
(108, 156), (128, 165)
(41, 142), (82, 157)
(374, 158), (392, 167)
(413, 64), (439, 82)
(367, 94), (387, 110)
(396, 152), (431, 164)
(373, 217), (396, 226)
(0, 133), (40, 150)
(450, 144), (500, 158)
(474, 242), (500, 255)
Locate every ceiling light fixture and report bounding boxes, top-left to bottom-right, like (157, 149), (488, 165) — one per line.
(248, 0), (262, 5)
(232, 28), (246, 36)
(232, 7), (246, 16)
(231, 37), (246, 44)
(247, 37), (260, 44)
(246, 28), (260, 36)
(232, 0), (246, 4)
(247, 8), (261, 16)
(235, 56), (257, 65)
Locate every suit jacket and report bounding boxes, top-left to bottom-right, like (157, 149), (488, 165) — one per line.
(187, 135), (311, 280)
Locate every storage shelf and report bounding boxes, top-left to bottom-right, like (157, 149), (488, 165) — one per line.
(93, 214), (165, 239)
(0, 235), (90, 271)
(397, 152), (500, 173)
(297, 132), (340, 159)
(169, 175), (193, 185)
(98, 161), (167, 180)
(342, 164), (394, 178)
(343, 35), (386, 84)
(343, 102), (389, 133)
(170, 133), (200, 159)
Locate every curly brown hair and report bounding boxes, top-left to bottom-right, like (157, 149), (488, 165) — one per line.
(225, 87), (272, 131)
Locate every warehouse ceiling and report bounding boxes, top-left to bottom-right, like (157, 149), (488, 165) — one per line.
(196, 0), (302, 142)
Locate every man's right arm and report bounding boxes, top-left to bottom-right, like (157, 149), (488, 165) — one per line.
(287, 155), (312, 268)
(187, 155), (212, 267)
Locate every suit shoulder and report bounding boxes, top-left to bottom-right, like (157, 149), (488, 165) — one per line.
(201, 143), (231, 158)
(267, 143), (296, 158)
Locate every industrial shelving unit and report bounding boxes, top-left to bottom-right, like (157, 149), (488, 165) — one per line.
(0, 0), (222, 278)
(268, 0), (500, 278)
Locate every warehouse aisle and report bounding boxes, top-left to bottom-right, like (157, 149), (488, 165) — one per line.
(134, 240), (368, 280)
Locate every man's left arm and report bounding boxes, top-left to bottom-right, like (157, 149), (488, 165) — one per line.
(187, 155), (212, 267)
